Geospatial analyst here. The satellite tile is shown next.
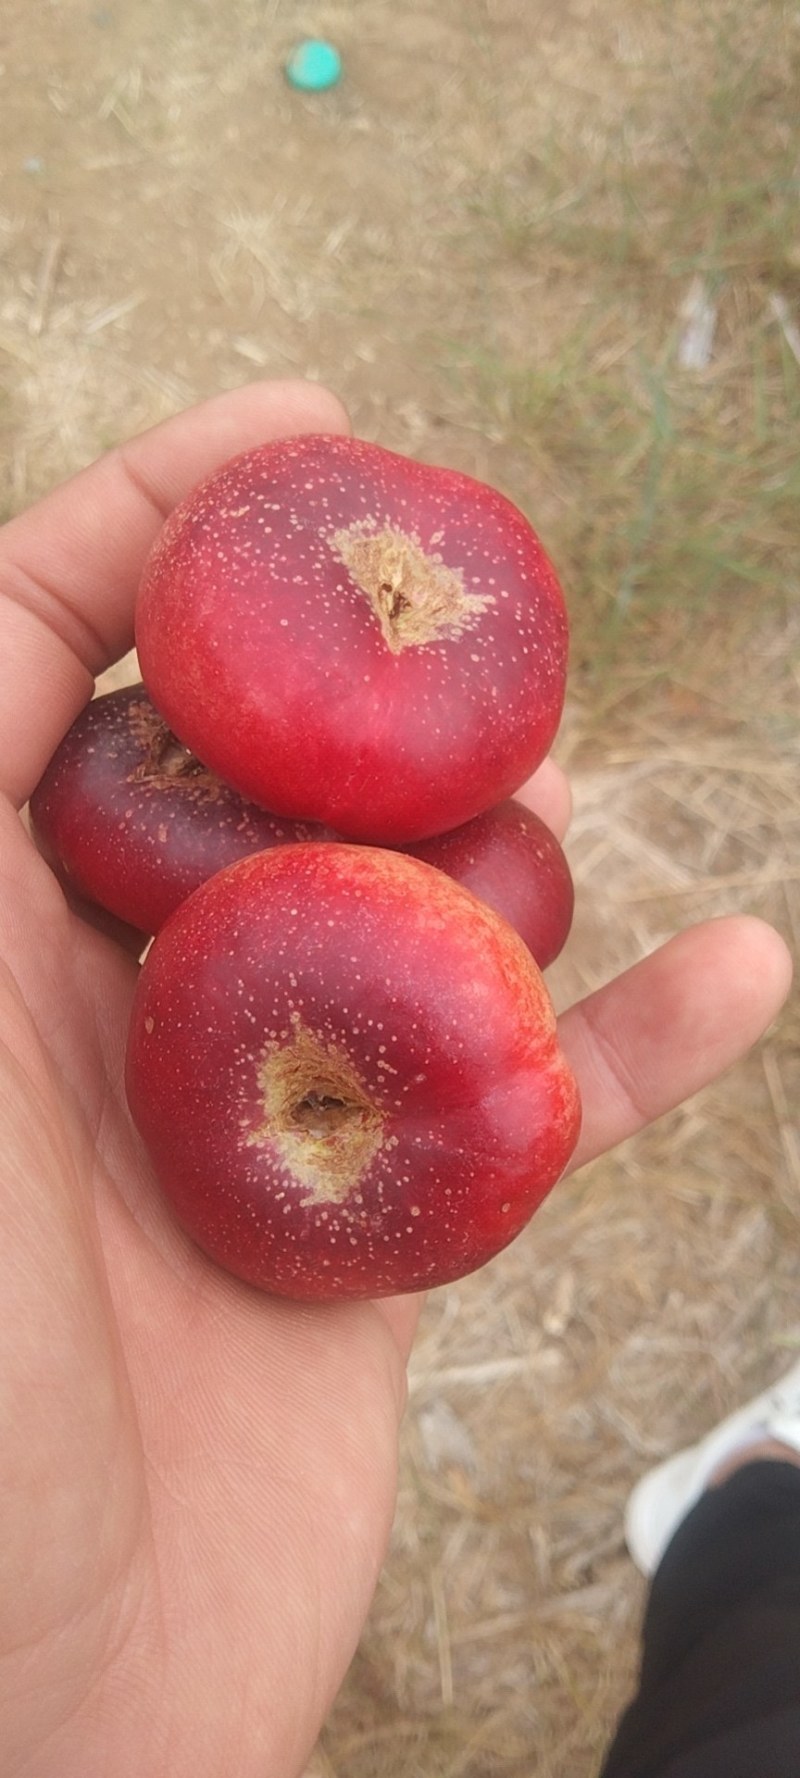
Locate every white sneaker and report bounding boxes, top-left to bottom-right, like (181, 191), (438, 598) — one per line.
(625, 1354), (800, 1576)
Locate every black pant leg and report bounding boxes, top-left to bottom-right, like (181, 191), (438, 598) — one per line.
(598, 1460), (800, 1778)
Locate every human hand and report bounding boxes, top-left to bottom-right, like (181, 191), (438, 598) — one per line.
(0, 383), (791, 1778)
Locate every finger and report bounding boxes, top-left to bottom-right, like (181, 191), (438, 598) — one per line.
(374, 1293), (426, 1369)
(0, 380), (350, 808)
(514, 757), (572, 842)
(560, 915), (793, 1173)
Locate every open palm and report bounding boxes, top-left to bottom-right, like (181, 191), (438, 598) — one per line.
(0, 383), (791, 1778)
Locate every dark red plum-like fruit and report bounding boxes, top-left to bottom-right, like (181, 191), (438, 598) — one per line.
(125, 845), (581, 1300)
(29, 684), (333, 933)
(135, 434), (569, 843)
(403, 800), (573, 970)
(30, 687), (574, 961)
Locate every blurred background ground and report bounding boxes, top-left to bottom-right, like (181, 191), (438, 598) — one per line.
(1, 1), (798, 1772)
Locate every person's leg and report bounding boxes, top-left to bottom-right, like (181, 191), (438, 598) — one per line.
(599, 1359), (800, 1778)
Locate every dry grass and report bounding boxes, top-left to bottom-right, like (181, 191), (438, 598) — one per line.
(1, 0), (798, 1772)
(312, 703), (800, 1777)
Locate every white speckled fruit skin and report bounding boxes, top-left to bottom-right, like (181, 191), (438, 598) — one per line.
(125, 845), (581, 1301)
(135, 435), (569, 844)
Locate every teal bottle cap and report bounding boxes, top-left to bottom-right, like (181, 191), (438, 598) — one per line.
(285, 40), (342, 92)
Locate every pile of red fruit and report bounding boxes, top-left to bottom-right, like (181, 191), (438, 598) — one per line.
(31, 434), (582, 1300)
